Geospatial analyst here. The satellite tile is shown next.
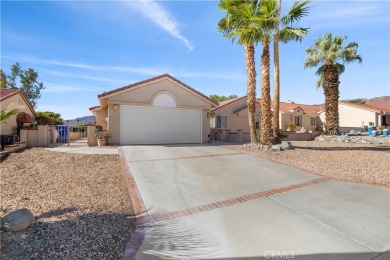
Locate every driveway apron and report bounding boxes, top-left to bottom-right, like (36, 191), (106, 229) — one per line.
(121, 144), (390, 260)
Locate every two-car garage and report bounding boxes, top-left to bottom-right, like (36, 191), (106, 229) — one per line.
(120, 106), (202, 145)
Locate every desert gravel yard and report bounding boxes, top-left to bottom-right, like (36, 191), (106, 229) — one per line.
(0, 148), (135, 259)
(228, 140), (390, 187)
(1, 140), (389, 259)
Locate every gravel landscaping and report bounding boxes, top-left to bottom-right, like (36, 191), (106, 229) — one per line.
(0, 148), (135, 259)
(1, 140), (388, 258)
(227, 139), (390, 187)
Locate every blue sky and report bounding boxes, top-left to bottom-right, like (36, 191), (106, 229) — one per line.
(1, 0), (389, 120)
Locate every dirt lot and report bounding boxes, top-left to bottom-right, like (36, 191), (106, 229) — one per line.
(227, 140), (390, 187)
(0, 148), (135, 259)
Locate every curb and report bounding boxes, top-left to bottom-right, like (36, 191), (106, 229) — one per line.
(117, 147), (149, 260)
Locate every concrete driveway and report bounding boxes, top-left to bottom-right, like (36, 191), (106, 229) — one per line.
(119, 144), (390, 260)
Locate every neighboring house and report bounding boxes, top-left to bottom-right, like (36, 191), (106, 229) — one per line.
(279, 101), (323, 131)
(89, 74), (218, 145)
(0, 89), (37, 136)
(209, 96), (261, 133)
(210, 97), (322, 133)
(335, 101), (390, 132)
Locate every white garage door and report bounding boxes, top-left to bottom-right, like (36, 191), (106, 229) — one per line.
(120, 106), (202, 145)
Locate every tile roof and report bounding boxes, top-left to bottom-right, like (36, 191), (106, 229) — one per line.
(0, 89), (37, 116)
(233, 105), (250, 114)
(340, 101), (390, 113)
(0, 89), (20, 101)
(211, 95), (247, 112)
(279, 102), (322, 114)
(97, 74), (218, 106)
(89, 105), (101, 111)
(226, 100), (322, 115)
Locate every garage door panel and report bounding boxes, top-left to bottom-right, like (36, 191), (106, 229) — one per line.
(120, 107), (201, 145)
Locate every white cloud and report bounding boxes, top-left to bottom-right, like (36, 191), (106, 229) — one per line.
(126, 0), (194, 51)
(40, 69), (130, 84)
(2, 54), (245, 81)
(42, 84), (98, 93)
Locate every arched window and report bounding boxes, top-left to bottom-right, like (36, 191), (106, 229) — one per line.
(152, 93), (177, 107)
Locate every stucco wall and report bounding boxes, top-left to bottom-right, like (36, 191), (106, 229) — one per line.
(281, 113), (320, 131)
(211, 98), (259, 132)
(281, 114), (293, 130)
(302, 115), (318, 131)
(0, 93), (36, 135)
(202, 109), (210, 142)
(93, 108), (108, 130)
(339, 104), (377, 127)
(27, 129), (38, 148)
(108, 105), (120, 144)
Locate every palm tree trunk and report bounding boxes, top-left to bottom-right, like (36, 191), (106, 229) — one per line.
(272, 0), (281, 144)
(260, 41), (273, 145)
(243, 44), (257, 143)
(323, 64), (340, 135)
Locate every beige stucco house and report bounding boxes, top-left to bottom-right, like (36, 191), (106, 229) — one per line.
(279, 102), (323, 131)
(210, 96), (322, 135)
(0, 89), (37, 136)
(332, 101), (390, 132)
(210, 96), (261, 133)
(89, 74), (218, 145)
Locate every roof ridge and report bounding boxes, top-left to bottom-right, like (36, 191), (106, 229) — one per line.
(341, 100), (389, 113)
(0, 89), (21, 101)
(211, 95), (247, 112)
(97, 74), (218, 106)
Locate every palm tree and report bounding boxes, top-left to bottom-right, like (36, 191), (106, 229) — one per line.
(0, 105), (19, 123)
(218, 0), (309, 145)
(273, 0), (310, 143)
(257, 0), (310, 145)
(304, 33), (362, 135)
(218, 0), (258, 143)
(272, 0), (281, 143)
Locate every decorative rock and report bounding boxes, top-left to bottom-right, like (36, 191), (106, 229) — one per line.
(243, 143), (263, 150)
(316, 136), (326, 142)
(0, 208), (35, 232)
(271, 145), (282, 151)
(315, 134), (389, 145)
(349, 130), (357, 135)
(280, 142), (293, 150)
(245, 142), (294, 151)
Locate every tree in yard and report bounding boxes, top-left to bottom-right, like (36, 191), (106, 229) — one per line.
(3, 63), (45, 108)
(304, 33), (362, 135)
(272, 0), (282, 143)
(0, 105), (20, 123)
(0, 69), (7, 89)
(209, 94), (238, 103)
(254, 0), (310, 145)
(273, 0), (310, 143)
(36, 111), (64, 125)
(218, 0), (259, 143)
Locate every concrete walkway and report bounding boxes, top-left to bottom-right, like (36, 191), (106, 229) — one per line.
(120, 144), (390, 260)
